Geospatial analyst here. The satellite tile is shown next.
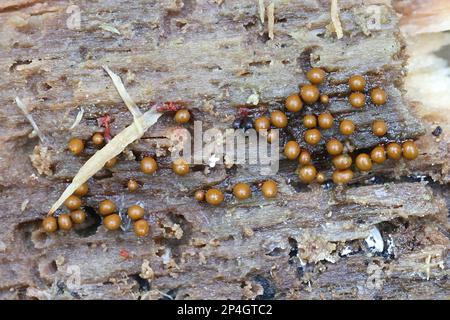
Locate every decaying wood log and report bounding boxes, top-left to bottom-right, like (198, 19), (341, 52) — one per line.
(0, 0), (448, 299)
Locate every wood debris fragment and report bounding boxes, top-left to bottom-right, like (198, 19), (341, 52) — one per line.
(267, 3), (274, 40)
(69, 107), (84, 130)
(103, 65), (145, 135)
(99, 23), (121, 35)
(140, 259), (155, 280)
(246, 93), (259, 105)
(103, 66), (141, 116)
(30, 144), (53, 176)
(14, 97), (46, 143)
(258, 0), (265, 24)
(331, 0), (344, 39)
(20, 199), (29, 212)
(243, 226), (254, 237)
(365, 227), (384, 253)
(425, 254), (432, 280)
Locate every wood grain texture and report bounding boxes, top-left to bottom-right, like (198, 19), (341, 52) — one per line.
(0, 0), (448, 299)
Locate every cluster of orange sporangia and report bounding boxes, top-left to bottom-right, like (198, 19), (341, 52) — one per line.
(252, 68), (419, 185)
(42, 69), (420, 235)
(43, 109), (192, 236)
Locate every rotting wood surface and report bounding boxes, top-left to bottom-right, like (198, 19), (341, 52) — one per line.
(0, 0), (448, 299)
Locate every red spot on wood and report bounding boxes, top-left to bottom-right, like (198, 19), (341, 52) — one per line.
(98, 115), (113, 142)
(238, 107), (250, 118)
(119, 249), (131, 259)
(155, 101), (185, 113)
